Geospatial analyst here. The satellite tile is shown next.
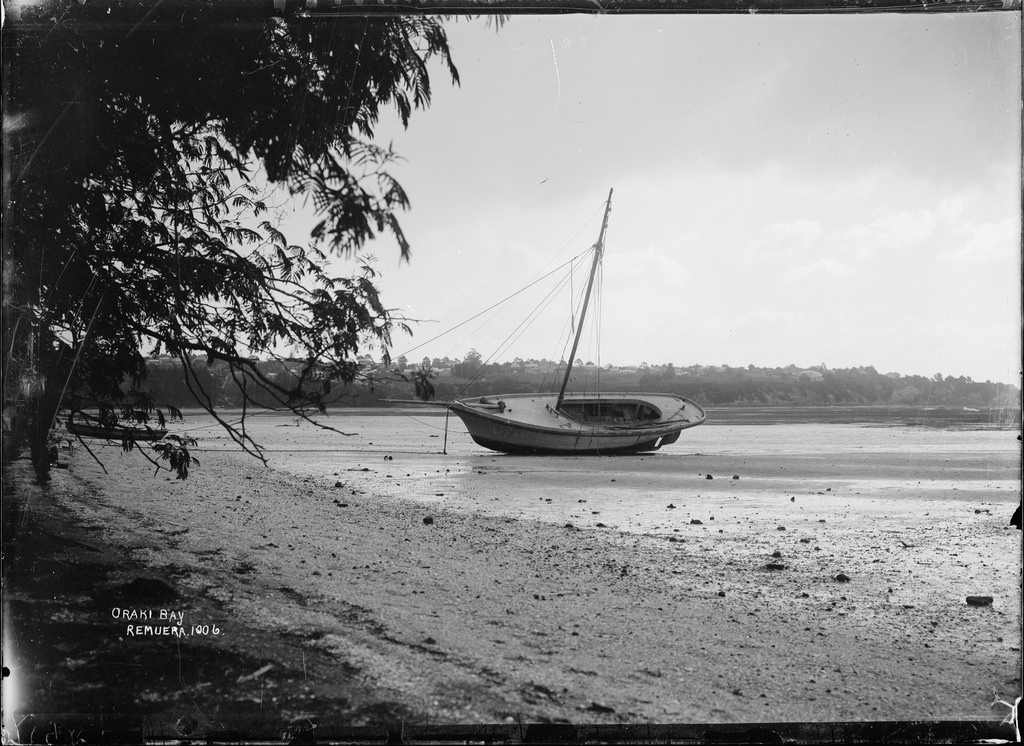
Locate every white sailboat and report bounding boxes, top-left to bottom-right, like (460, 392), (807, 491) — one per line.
(447, 189), (706, 455)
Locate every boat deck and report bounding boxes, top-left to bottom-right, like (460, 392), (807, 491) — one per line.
(455, 392), (702, 433)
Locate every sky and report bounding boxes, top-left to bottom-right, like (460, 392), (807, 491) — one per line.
(285, 12), (1021, 384)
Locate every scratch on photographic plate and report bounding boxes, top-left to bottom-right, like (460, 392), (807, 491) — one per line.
(550, 39), (561, 111)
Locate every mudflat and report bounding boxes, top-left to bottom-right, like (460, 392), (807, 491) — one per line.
(2, 412), (1020, 740)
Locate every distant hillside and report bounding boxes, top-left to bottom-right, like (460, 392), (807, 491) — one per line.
(140, 356), (1020, 415)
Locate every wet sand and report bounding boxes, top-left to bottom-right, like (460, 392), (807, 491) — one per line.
(3, 412), (1021, 735)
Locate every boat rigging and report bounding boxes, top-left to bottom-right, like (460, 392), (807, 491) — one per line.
(443, 189), (707, 455)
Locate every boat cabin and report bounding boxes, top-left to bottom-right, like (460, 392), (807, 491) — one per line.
(558, 399), (661, 424)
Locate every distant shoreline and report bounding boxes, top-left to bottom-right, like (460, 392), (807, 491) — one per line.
(141, 358), (1021, 413)
(172, 403), (1021, 428)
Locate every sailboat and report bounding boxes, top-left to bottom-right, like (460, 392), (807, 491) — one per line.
(447, 189), (706, 455)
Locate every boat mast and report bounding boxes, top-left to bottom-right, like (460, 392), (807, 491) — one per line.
(556, 188), (613, 412)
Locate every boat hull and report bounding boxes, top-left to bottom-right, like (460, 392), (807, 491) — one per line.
(66, 421), (167, 441)
(449, 392), (704, 455)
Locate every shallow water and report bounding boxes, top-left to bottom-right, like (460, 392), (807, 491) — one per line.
(159, 410), (1020, 538)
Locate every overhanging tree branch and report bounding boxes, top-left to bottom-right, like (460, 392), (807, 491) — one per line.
(4, 3), (472, 479)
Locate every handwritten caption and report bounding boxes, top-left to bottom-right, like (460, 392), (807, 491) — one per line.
(111, 608), (222, 638)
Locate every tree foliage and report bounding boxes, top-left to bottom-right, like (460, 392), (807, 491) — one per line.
(2, 1), (462, 479)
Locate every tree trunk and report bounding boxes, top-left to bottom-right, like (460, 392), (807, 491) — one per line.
(27, 395), (61, 483)
(25, 341), (72, 484)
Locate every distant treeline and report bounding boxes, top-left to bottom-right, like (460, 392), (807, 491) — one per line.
(141, 357), (1020, 414)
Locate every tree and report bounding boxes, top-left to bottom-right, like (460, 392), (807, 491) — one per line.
(453, 349), (483, 379)
(2, 1), (466, 480)
(409, 365), (436, 402)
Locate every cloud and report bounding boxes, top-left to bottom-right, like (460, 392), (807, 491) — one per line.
(747, 219), (825, 262)
(838, 209), (938, 260)
(600, 248), (696, 325)
(786, 258), (853, 282)
(942, 218), (1019, 265)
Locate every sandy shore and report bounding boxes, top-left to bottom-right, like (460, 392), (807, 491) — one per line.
(2, 417), (1021, 739)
